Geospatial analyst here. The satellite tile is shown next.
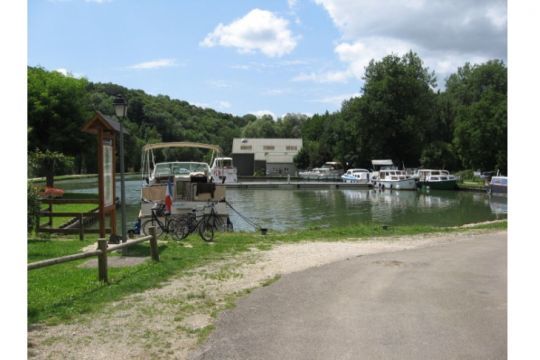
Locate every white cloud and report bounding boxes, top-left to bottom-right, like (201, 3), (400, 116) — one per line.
(85, 0), (111, 3)
(54, 68), (83, 78)
(251, 110), (276, 119)
(55, 68), (69, 76)
(292, 69), (351, 83)
(310, 0), (506, 86)
(200, 9), (298, 57)
(311, 92), (361, 106)
(128, 59), (178, 70)
(218, 100), (232, 109)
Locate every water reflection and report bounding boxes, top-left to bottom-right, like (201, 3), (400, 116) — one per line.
(489, 194), (508, 216)
(57, 177), (507, 232)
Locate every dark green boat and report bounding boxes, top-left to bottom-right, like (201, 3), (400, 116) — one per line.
(416, 169), (458, 190)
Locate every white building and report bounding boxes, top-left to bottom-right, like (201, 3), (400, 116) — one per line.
(231, 138), (303, 176)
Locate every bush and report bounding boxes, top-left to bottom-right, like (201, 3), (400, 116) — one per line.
(28, 183), (41, 232)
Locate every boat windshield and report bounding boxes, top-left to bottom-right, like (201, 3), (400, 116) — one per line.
(492, 177), (508, 185)
(215, 159), (233, 167)
(154, 162), (209, 177)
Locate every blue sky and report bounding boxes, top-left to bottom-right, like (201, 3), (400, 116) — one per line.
(28, 0), (507, 118)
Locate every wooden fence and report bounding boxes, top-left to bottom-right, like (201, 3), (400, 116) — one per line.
(28, 227), (159, 283)
(37, 198), (104, 240)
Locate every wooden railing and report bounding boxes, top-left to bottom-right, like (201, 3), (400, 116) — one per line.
(37, 198), (102, 240)
(28, 227), (160, 283)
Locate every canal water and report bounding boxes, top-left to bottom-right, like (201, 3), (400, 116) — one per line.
(55, 176), (507, 232)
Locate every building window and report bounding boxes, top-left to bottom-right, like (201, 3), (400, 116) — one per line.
(263, 145), (275, 150)
(240, 145), (252, 150)
(286, 145), (297, 151)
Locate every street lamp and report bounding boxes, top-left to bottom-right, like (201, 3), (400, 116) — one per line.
(113, 94), (128, 243)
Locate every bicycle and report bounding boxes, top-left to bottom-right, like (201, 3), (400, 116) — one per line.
(176, 202), (222, 242)
(141, 202), (183, 240)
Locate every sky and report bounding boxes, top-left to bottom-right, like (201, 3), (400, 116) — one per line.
(27, 0), (507, 119)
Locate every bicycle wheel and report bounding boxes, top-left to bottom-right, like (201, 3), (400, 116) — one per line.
(168, 219), (188, 241)
(141, 218), (164, 238)
(199, 216), (215, 242)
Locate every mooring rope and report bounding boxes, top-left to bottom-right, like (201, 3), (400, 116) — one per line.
(224, 200), (261, 230)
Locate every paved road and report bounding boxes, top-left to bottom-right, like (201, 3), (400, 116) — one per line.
(191, 232), (507, 360)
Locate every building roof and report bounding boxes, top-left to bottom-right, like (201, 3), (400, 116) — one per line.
(81, 111), (129, 135)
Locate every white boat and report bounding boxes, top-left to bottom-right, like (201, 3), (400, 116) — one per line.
(488, 176), (507, 194)
(416, 169), (458, 190)
(299, 162), (344, 180)
(369, 159), (396, 183)
(341, 168), (371, 184)
(139, 142), (232, 230)
(210, 157), (237, 184)
(372, 169), (417, 190)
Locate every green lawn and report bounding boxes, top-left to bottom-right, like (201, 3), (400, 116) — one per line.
(38, 192), (98, 228)
(28, 220), (507, 325)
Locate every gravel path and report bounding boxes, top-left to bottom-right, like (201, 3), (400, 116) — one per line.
(27, 230), (505, 359)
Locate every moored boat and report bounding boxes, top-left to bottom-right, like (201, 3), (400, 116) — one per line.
(139, 142), (232, 231)
(210, 157), (237, 184)
(372, 169), (417, 190)
(299, 161), (344, 180)
(416, 169), (458, 190)
(341, 168), (370, 184)
(488, 176), (507, 194)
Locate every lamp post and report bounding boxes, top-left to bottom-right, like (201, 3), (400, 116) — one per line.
(113, 95), (128, 243)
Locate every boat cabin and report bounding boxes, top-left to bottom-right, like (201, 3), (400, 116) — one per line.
(140, 143), (226, 207)
(379, 170), (410, 181)
(416, 169), (456, 182)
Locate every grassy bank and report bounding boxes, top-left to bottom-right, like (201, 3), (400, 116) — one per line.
(28, 220), (507, 325)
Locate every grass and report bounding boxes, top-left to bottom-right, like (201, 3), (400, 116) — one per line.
(28, 220), (507, 325)
(38, 192), (98, 228)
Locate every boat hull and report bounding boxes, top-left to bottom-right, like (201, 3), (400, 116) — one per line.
(374, 178), (417, 190)
(417, 180), (458, 190)
(489, 184), (507, 194)
(341, 175), (370, 184)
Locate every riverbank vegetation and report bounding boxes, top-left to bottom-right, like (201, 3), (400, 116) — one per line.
(28, 220), (506, 325)
(28, 52), (506, 183)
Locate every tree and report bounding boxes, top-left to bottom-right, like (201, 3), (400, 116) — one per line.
(447, 60), (507, 172)
(293, 147), (310, 170)
(241, 116), (279, 138)
(28, 67), (93, 170)
(29, 149), (74, 187)
(350, 52), (437, 166)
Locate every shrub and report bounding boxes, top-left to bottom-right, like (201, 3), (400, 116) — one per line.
(27, 183), (41, 233)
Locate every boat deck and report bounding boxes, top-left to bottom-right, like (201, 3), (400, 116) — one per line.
(224, 181), (372, 190)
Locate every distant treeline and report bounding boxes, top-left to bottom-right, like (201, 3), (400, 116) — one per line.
(27, 51), (506, 178)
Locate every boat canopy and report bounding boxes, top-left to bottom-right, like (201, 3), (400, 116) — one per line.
(371, 159), (394, 166)
(141, 142), (223, 179)
(142, 142), (223, 153)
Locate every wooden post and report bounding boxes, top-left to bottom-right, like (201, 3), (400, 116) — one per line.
(98, 128), (106, 238)
(97, 239), (108, 283)
(78, 214), (84, 241)
(35, 209), (40, 235)
(48, 202), (53, 227)
(148, 226), (160, 262)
